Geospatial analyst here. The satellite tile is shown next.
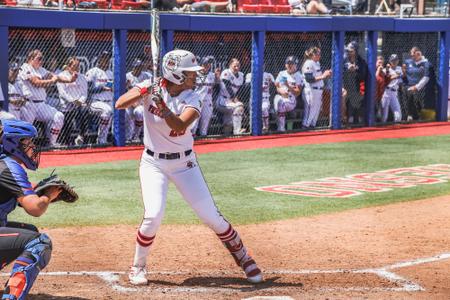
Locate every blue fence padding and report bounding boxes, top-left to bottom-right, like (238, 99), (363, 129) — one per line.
(251, 31), (264, 136)
(0, 27), (8, 110)
(437, 31), (450, 121)
(113, 29), (127, 146)
(331, 31), (344, 130)
(331, 16), (395, 31)
(394, 18), (450, 32)
(365, 31), (378, 127)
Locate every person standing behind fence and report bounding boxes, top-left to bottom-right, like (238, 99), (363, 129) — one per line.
(402, 46), (430, 122)
(381, 54), (402, 123)
(343, 42), (367, 125)
(274, 56), (303, 132)
(19, 49), (73, 147)
(57, 57), (92, 146)
(7, 62), (30, 121)
(301, 47), (332, 129)
(86, 50), (114, 144)
(126, 58), (152, 143)
(192, 56), (221, 136)
(217, 58), (245, 135)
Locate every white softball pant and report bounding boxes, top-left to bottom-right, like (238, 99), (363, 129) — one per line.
(21, 101), (64, 145)
(273, 95), (296, 131)
(125, 105), (144, 141)
(381, 89), (402, 123)
(90, 100), (113, 144)
(302, 88), (323, 128)
(139, 150), (230, 238)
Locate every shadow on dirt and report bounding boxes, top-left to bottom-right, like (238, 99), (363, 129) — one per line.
(149, 276), (303, 291)
(29, 294), (90, 300)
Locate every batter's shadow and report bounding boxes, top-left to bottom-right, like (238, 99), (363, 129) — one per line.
(150, 276), (303, 291)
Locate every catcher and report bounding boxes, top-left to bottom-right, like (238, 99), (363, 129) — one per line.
(0, 119), (77, 300)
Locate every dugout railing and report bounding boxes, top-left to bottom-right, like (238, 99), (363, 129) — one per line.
(0, 8), (449, 148)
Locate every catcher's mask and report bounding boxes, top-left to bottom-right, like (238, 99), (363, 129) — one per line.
(0, 119), (40, 170)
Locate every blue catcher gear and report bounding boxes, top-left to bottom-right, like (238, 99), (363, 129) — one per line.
(2, 233), (52, 300)
(0, 119), (40, 170)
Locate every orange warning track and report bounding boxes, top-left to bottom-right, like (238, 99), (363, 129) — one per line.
(40, 122), (450, 168)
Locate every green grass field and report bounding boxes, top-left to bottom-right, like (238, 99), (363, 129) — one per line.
(10, 134), (450, 228)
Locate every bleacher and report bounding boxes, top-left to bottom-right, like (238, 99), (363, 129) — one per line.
(239, 0), (291, 14)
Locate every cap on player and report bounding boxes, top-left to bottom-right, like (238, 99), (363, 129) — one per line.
(389, 54), (399, 63)
(285, 56), (299, 65)
(200, 56), (214, 65)
(345, 42), (357, 52)
(132, 58), (143, 68)
(9, 62), (20, 71)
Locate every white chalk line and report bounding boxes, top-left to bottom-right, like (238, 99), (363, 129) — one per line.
(1, 252), (449, 294)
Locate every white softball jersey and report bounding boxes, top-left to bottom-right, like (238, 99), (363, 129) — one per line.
(386, 66), (403, 90)
(195, 71), (216, 105)
(18, 63), (50, 101)
(262, 72), (275, 102)
(219, 69), (244, 106)
(8, 81), (25, 102)
(302, 59), (325, 89)
(56, 71), (88, 105)
(275, 70), (303, 102)
(126, 71), (153, 88)
(137, 80), (201, 153)
(86, 67), (114, 102)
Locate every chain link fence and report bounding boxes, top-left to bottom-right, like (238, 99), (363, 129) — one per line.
(8, 28), (113, 149)
(264, 32), (333, 133)
(378, 32), (439, 124)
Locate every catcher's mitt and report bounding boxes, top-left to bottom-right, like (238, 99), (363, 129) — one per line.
(34, 170), (78, 203)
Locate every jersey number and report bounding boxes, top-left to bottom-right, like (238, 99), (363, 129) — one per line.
(169, 129), (186, 137)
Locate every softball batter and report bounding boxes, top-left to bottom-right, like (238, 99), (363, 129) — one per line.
(115, 49), (263, 286)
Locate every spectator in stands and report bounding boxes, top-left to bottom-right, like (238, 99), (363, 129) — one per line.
(402, 46), (430, 121)
(56, 57), (92, 146)
(342, 41), (367, 124)
(192, 56), (221, 136)
(153, 0), (233, 12)
(7, 62), (30, 121)
(125, 58), (152, 143)
(19, 49), (73, 147)
(301, 46), (331, 129)
(86, 50), (114, 144)
(274, 56), (303, 132)
(16, 0), (45, 6)
(289, 0), (331, 14)
(217, 58), (245, 135)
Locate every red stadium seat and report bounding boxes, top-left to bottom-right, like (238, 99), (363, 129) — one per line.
(274, 4), (290, 13)
(259, 4), (273, 12)
(5, 0), (17, 5)
(91, 0), (109, 8)
(241, 3), (259, 12)
(111, 0), (146, 9)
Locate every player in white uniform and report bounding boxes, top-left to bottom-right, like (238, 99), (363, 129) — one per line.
(19, 50), (73, 147)
(86, 51), (114, 144)
(192, 56), (220, 136)
(302, 47), (332, 128)
(274, 56), (303, 132)
(115, 49), (263, 286)
(0, 82), (15, 120)
(217, 58), (245, 135)
(7, 62), (30, 121)
(57, 57), (91, 146)
(125, 58), (152, 143)
(381, 54), (403, 123)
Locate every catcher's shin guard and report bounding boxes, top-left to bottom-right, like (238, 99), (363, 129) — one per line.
(2, 234), (52, 300)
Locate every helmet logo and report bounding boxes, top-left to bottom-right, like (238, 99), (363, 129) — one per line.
(165, 54), (180, 72)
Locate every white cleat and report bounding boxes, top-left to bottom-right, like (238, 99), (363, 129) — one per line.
(241, 257), (263, 284)
(128, 266), (148, 286)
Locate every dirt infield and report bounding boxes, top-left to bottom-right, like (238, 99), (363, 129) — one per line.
(5, 194), (448, 299)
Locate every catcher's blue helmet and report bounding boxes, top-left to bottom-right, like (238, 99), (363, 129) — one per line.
(0, 119), (40, 170)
